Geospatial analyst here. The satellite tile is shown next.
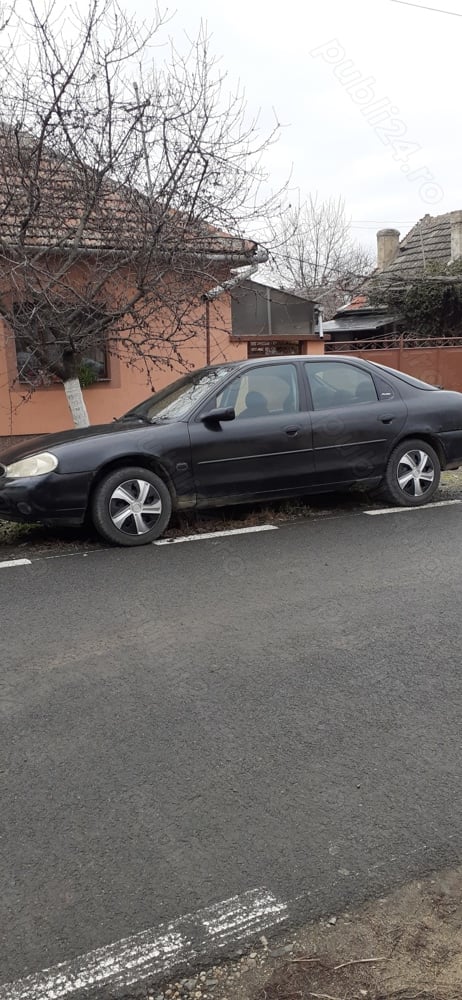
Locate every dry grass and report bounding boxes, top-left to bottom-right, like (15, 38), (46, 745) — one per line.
(256, 960), (460, 1000)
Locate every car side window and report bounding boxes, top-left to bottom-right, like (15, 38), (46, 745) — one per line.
(305, 362), (378, 410)
(216, 364), (299, 418)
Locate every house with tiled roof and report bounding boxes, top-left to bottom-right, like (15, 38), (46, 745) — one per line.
(319, 294), (397, 343)
(373, 212), (462, 282)
(0, 129), (260, 259)
(319, 212), (462, 391)
(320, 211), (462, 343)
(0, 129), (269, 442)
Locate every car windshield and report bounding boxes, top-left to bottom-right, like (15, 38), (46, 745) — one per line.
(120, 366), (234, 423)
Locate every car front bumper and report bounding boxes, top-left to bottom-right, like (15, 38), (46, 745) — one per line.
(0, 471), (93, 526)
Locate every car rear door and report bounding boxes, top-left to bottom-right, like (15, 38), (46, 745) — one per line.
(303, 359), (408, 485)
(188, 361), (315, 502)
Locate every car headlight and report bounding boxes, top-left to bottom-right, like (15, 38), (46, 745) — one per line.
(5, 452), (58, 478)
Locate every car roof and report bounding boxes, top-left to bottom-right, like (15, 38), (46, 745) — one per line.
(225, 354), (440, 391)
(230, 354), (372, 367)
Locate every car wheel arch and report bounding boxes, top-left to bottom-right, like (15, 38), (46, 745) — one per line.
(87, 455), (176, 512)
(387, 432), (447, 471)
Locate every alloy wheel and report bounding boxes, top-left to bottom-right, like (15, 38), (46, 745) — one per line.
(109, 478), (163, 536)
(397, 449), (435, 499)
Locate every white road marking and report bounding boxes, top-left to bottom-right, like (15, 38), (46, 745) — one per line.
(0, 889), (287, 1000)
(154, 525), (278, 545)
(0, 558), (32, 569)
(365, 499), (462, 516)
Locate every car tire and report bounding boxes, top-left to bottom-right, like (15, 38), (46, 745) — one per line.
(382, 438), (441, 507)
(91, 466), (172, 546)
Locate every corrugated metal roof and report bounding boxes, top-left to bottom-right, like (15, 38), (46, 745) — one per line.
(319, 314), (396, 334)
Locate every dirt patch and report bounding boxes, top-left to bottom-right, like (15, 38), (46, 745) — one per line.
(439, 468), (462, 497)
(152, 867), (462, 1000)
(0, 519), (104, 557)
(257, 872), (462, 998)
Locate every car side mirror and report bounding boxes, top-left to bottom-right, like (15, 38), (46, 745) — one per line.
(200, 406), (235, 424)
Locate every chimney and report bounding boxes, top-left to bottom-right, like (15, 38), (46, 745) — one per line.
(450, 211), (462, 262)
(376, 228), (400, 271)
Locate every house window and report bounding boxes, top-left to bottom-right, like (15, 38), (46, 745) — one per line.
(15, 337), (109, 385)
(78, 347), (109, 385)
(247, 340), (304, 358)
(12, 303), (109, 385)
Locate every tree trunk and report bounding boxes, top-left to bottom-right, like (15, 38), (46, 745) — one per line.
(63, 378), (90, 428)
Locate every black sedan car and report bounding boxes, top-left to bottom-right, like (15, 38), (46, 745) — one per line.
(1, 355), (462, 546)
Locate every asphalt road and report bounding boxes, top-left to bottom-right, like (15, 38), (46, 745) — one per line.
(2, 504), (462, 989)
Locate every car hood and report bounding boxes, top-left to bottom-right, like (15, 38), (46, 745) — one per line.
(0, 420), (170, 465)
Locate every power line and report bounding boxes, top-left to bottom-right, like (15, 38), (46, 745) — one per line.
(390, 0), (462, 17)
(351, 219), (415, 223)
(350, 224), (404, 230)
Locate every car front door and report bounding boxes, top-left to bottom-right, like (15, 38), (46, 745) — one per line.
(304, 360), (408, 486)
(188, 362), (314, 503)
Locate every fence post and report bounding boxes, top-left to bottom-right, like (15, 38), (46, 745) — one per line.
(398, 333), (404, 371)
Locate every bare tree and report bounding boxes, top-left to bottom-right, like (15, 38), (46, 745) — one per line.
(0, 0), (283, 426)
(268, 195), (374, 319)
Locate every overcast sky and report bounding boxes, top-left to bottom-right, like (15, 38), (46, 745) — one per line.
(122, 0), (461, 258)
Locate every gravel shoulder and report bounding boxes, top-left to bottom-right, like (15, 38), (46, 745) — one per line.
(2, 469), (462, 559)
(151, 866), (462, 1000)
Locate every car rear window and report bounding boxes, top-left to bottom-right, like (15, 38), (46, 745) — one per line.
(369, 362), (440, 391)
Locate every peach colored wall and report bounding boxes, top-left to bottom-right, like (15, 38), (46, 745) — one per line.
(306, 340), (327, 355)
(0, 296), (248, 437)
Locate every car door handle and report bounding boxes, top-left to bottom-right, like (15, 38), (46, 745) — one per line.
(378, 414), (396, 424)
(284, 425), (301, 437)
